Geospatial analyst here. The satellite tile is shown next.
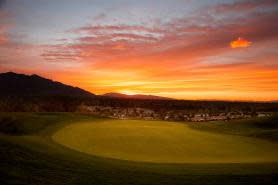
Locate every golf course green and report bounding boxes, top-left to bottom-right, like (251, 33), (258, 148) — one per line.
(1, 113), (278, 185)
(53, 120), (278, 163)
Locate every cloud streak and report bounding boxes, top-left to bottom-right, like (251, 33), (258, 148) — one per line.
(212, 0), (278, 13)
(42, 6), (278, 66)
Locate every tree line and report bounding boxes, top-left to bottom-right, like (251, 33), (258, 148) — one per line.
(0, 96), (277, 113)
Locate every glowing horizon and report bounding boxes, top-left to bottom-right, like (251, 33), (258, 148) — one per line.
(0, 0), (277, 101)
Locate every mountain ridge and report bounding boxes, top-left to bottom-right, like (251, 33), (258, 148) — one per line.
(0, 72), (95, 97)
(102, 92), (174, 100)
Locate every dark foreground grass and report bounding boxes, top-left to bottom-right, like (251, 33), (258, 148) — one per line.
(0, 112), (278, 185)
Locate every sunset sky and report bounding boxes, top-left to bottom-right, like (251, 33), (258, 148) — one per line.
(0, 0), (277, 101)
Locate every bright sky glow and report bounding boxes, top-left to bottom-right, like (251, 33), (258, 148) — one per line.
(0, 0), (278, 101)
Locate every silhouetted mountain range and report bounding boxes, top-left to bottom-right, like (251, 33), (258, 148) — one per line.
(0, 72), (173, 100)
(102, 92), (173, 100)
(0, 72), (94, 97)
(1, 72), (275, 102)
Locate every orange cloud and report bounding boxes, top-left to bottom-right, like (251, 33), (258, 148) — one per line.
(230, 37), (252, 48)
(112, 44), (126, 50)
(0, 35), (7, 44)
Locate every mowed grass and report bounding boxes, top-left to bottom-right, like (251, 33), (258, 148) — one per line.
(1, 112), (278, 185)
(53, 119), (278, 163)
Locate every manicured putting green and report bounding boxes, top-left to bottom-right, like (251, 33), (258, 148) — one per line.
(53, 120), (278, 163)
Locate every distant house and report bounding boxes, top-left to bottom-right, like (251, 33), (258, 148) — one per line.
(257, 112), (270, 117)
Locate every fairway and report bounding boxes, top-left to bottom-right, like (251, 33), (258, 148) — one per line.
(2, 113), (278, 185)
(53, 119), (278, 163)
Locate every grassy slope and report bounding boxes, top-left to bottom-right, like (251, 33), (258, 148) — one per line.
(188, 116), (278, 141)
(0, 112), (278, 185)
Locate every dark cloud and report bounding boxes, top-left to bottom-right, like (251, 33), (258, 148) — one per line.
(0, 0), (6, 8)
(93, 13), (106, 21)
(212, 0), (278, 13)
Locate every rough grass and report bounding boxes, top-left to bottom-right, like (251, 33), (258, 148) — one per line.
(187, 115), (278, 141)
(1, 112), (278, 185)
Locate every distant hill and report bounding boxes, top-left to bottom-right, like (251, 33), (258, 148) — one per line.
(0, 72), (95, 97)
(102, 92), (173, 100)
